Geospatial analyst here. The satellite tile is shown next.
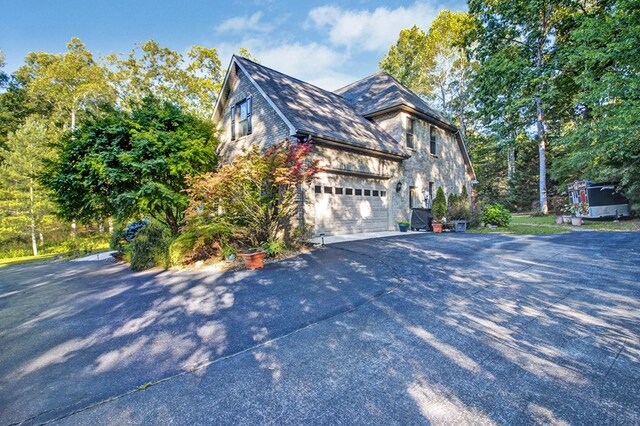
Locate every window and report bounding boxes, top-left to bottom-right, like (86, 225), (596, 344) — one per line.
(430, 126), (437, 155)
(373, 190), (379, 196)
(231, 96), (252, 140)
(345, 188), (353, 195)
(380, 190), (386, 197)
(427, 182), (434, 208)
(355, 189), (362, 196)
(364, 189), (371, 196)
(314, 185), (322, 194)
(324, 186), (333, 194)
(410, 186), (421, 209)
(406, 117), (416, 150)
(335, 187), (343, 195)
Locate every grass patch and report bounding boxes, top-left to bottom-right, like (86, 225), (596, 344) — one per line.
(0, 253), (60, 267)
(468, 213), (640, 235)
(0, 244), (111, 268)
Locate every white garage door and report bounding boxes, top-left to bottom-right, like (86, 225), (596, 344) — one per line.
(313, 177), (389, 235)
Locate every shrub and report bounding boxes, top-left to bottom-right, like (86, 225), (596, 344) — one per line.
(481, 204), (512, 227)
(168, 222), (237, 266)
(260, 240), (286, 257)
(110, 226), (127, 252)
(125, 221), (172, 271)
(185, 141), (320, 247)
(432, 187), (447, 222)
(168, 231), (198, 266)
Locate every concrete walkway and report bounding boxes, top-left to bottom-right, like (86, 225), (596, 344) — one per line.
(70, 250), (116, 262)
(309, 229), (429, 245)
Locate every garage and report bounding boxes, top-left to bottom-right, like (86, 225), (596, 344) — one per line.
(313, 177), (389, 235)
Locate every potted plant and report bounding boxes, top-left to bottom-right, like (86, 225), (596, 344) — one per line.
(447, 193), (469, 232)
(240, 247), (266, 270)
(571, 202), (589, 226)
(431, 187), (447, 233)
(397, 221), (410, 232)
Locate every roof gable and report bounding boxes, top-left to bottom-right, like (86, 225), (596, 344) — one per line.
(216, 56), (407, 158)
(335, 72), (453, 127)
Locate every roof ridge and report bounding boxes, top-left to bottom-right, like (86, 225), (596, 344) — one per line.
(235, 55), (349, 105)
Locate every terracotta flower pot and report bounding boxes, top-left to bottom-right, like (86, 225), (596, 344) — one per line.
(240, 251), (266, 270)
(432, 223), (444, 233)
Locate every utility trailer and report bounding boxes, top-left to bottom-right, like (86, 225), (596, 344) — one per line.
(568, 180), (630, 218)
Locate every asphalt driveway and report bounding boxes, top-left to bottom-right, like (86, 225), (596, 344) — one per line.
(0, 232), (638, 425)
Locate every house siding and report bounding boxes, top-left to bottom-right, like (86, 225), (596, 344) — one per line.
(373, 111), (472, 224)
(217, 67), (291, 162)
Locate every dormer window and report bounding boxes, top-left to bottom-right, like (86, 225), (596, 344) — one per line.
(231, 96), (252, 140)
(406, 117), (415, 150)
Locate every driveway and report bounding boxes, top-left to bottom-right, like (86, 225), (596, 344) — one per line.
(0, 232), (638, 425)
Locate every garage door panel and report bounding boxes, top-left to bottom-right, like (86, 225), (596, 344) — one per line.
(314, 177), (389, 235)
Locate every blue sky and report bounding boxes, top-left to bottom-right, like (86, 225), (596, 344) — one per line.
(1, 0), (466, 91)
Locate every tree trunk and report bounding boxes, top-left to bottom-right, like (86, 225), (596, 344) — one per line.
(507, 148), (516, 180)
(29, 181), (38, 256)
(535, 5), (551, 215)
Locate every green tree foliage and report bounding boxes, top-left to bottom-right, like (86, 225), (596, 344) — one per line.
(186, 142), (320, 248)
(107, 40), (224, 118)
(380, 12), (476, 133)
(552, 0), (640, 212)
(0, 118), (56, 255)
(469, 0), (571, 214)
(379, 25), (430, 95)
(431, 187), (447, 222)
(44, 98), (218, 235)
(17, 38), (114, 130)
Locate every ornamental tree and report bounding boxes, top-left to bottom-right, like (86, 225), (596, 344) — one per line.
(185, 141), (320, 247)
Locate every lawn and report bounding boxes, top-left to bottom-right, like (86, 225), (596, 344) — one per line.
(0, 242), (110, 268)
(468, 214), (640, 235)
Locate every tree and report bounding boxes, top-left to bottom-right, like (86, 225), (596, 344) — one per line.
(0, 118), (55, 255)
(185, 141), (319, 247)
(18, 38), (114, 130)
(551, 0), (640, 212)
(469, 0), (566, 214)
(379, 26), (431, 95)
(107, 40), (224, 118)
(380, 12), (477, 134)
(44, 98), (218, 235)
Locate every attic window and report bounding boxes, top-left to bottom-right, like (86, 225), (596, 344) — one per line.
(231, 96), (252, 140)
(406, 117), (415, 150)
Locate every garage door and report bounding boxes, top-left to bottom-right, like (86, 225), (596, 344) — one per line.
(313, 177), (389, 235)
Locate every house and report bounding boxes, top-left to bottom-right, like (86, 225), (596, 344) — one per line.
(212, 55), (476, 236)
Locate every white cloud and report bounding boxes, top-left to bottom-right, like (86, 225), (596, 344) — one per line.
(217, 38), (357, 91)
(217, 12), (271, 33)
(308, 1), (438, 52)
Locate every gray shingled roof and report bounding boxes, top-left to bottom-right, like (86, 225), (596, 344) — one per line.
(335, 71), (454, 127)
(234, 56), (407, 157)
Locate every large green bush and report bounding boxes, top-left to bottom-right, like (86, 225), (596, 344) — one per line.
(168, 222), (236, 266)
(481, 204), (512, 227)
(125, 221), (172, 271)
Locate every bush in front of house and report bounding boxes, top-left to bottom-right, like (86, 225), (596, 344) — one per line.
(168, 222), (237, 266)
(432, 187), (447, 222)
(481, 204), (512, 227)
(184, 141), (320, 251)
(125, 221), (172, 271)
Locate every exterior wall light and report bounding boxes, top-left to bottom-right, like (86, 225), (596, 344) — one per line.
(396, 181), (402, 192)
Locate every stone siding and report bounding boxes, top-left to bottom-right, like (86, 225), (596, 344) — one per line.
(373, 111), (473, 224)
(217, 68), (292, 162)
